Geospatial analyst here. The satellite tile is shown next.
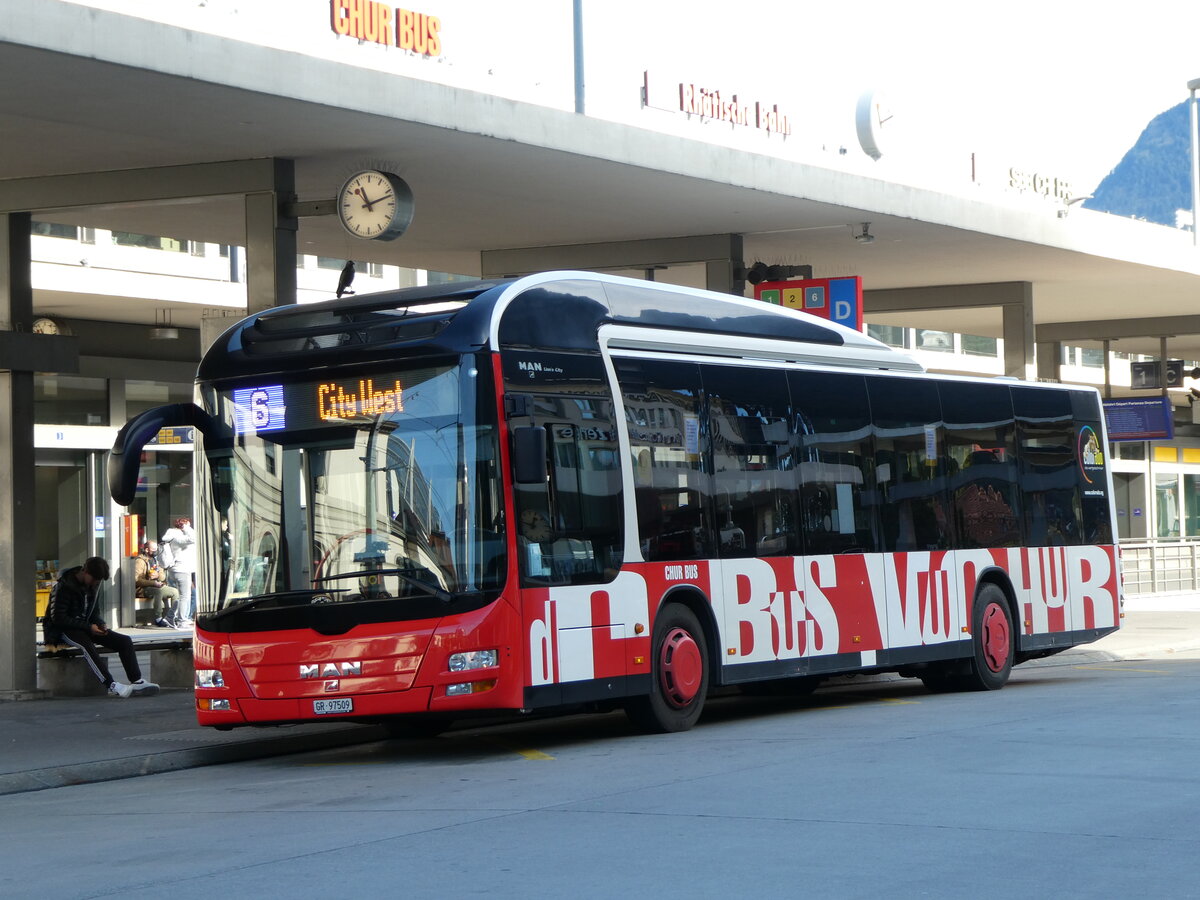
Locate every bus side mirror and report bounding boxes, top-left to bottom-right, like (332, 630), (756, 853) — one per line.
(512, 426), (548, 485)
(108, 402), (231, 511)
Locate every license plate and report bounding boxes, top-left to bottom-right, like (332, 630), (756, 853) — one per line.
(313, 697), (353, 715)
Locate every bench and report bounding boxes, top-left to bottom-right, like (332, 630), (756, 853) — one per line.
(38, 637), (194, 696)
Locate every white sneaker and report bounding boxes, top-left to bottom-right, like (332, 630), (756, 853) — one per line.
(130, 679), (160, 695)
(108, 681), (134, 698)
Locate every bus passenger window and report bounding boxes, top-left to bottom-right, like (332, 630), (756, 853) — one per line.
(1013, 386), (1082, 547)
(940, 381), (1020, 549)
(789, 370), (877, 556)
(703, 364), (796, 558)
(616, 359), (710, 562)
(867, 375), (949, 552)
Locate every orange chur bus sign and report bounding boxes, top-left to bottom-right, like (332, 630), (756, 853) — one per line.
(330, 1), (442, 55)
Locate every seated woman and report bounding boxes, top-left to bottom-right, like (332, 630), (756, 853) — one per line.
(135, 540), (180, 627)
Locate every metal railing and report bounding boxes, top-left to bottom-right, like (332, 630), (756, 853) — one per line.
(1120, 540), (1200, 595)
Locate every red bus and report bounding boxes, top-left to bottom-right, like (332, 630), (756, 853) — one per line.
(108, 272), (1121, 733)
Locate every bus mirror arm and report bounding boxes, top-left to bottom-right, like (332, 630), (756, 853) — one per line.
(108, 402), (229, 506)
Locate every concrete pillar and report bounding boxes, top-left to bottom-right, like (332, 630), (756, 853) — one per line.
(705, 236), (744, 295)
(1035, 340), (1062, 383)
(1004, 282), (1036, 380)
(0, 213), (38, 698)
(245, 158), (298, 315)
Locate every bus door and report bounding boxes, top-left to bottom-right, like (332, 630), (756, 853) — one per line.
(504, 351), (628, 694)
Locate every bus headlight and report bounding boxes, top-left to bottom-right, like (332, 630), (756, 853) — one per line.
(448, 649), (497, 672)
(195, 669), (225, 688)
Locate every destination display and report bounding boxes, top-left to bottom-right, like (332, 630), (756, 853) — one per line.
(228, 367), (451, 437)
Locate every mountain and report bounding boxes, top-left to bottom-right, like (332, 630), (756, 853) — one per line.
(1084, 101), (1192, 226)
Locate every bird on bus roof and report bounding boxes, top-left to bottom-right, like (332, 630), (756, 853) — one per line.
(336, 260), (356, 299)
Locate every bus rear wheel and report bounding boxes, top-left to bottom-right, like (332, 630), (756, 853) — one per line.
(626, 604), (709, 733)
(961, 583), (1014, 691)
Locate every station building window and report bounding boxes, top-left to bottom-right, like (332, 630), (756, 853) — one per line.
(961, 334), (998, 357)
(916, 329), (953, 352)
(866, 324), (908, 348)
(316, 257), (384, 277)
(34, 375), (107, 426)
(126, 380), (194, 418)
(111, 231), (190, 252)
(31, 220), (77, 239)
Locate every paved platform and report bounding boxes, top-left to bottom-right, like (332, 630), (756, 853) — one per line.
(2, 597), (1198, 797)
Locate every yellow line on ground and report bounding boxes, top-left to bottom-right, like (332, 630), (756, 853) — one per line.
(513, 748), (554, 760)
(878, 697), (920, 705)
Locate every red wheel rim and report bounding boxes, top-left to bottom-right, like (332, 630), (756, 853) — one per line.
(980, 602), (1011, 673)
(659, 627), (703, 708)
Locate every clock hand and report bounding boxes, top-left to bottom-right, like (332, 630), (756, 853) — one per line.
(354, 187), (375, 211)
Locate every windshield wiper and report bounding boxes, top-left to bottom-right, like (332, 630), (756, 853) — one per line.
(213, 588), (348, 616)
(313, 567), (454, 603)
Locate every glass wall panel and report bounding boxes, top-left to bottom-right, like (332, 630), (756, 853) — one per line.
(34, 375), (108, 426)
(126, 380), (194, 418)
(961, 334), (998, 357)
(1185, 474), (1200, 537)
(1157, 473), (1181, 538)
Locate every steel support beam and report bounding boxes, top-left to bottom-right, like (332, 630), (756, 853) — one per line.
(1035, 315), (1200, 343)
(0, 158), (292, 213)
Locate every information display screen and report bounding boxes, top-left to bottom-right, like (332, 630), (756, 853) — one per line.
(230, 376), (411, 437)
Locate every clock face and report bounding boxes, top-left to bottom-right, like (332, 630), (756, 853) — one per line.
(337, 170), (412, 241)
(520, 509), (551, 542)
(32, 317), (60, 335)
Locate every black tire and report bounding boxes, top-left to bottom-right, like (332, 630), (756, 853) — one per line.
(381, 716), (453, 739)
(960, 583), (1014, 691)
(626, 604), (709, 733)
(919, 666), (964, 693)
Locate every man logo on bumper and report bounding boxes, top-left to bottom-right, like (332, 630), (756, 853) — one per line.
(300, 661), (362, 678)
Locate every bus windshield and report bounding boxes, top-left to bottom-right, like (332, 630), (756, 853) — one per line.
(197, 357), (504, 613)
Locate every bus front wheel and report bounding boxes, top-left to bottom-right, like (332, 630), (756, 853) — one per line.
(961, 583), (1014, 691)
(625, 604), (709, 733)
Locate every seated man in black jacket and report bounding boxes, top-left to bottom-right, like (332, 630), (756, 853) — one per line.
(44, 557), (159, 698)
